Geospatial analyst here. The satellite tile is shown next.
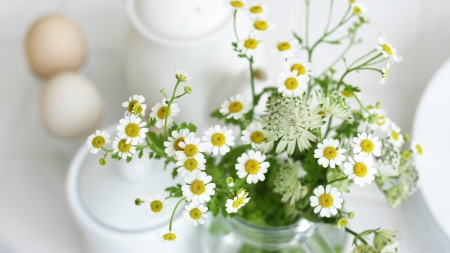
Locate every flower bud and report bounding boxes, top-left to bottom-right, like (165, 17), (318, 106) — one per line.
(368, 114), (378, 124)
(404, 133), (411, 142)
(226, 177), (233, 184)
(99, 158), (107, 166)
(159, 88), (166, 94)
(375, 102), (383, 109)
(184, 86), (192, 94)
(348, 212), (355, 219)
(135, 198), (143, 206)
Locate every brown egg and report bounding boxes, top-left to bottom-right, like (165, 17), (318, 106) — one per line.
(25, 14), (86, 79)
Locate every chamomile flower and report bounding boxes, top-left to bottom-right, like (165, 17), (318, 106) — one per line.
(250, 17), (276, 34)
(343, 155), (377, 187)
(183, 201), (208, 226)
(282, 58), (312, 77)
(271, 38), (300, 58)
(241, 122), (267, 149)
(225, 191), (250, 213)
(86, 130), (110, 154)
(388, 123), (404, 148)
(175, 137), (206, 161)
(277, 70), (309, 97)
(236, 33), (261, 58)
(157, 230), (181, 243)
(316, 90), (351, 120)
(351, 2), (367, 18)
(219, 94), (252, 119)
(411, 141), (424, 157)
(352, 132), (382, 157)
(314, 138), (347, 169)
(112, 136), (136, 159)
(376, 34), (402, 63)
(235, 150), (270, 184)
(380, 62), (391, 84)
(182, 171), (216, 203)
(343, 0), (356, 3)
(117, 115), (148, 145)
(145, 195), (168, 219)
(149, 99), (180, 128)
(175, 69), (191, 82)
(164, 129), (195, 157)
(176, 155), (206, 176)
(202, 125), (235, 155)
(310, 185), (343, 218)
(122, 95), (146, 116)
(243, 3), (269, 18)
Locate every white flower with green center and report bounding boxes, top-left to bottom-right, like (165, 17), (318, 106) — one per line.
(376, 34), (402, 63)
(164, 129), (195, 157)
(352, 132), (382, 157)
(201, 125), (235, 155)
(314, 138), (347, 168)
(343, 154), (377, 187)
(316, 90), (352, 120)
(149, 99), (180, 128)
(175, 69), (191, 82)
(277, 70), (309, 97)
(388, 123), (404, 148)
(250, 17), (276, 34)
(380, 62), (391, 84)
(282, 58), (312, 77)
(226, 0), (246, 10)
(373, 230), (397, 251)
(145, 194), (168, 219)
(263, 93), (325, 155)
(310, 185), (343, 217)
(235, 150), (270, 184)
(243, 3), (269, 18)
(241, 122), (267, 149)
(219, 94), (252, 119)
(86, 130), (110, 154)
(183, 201), (208, 226)
(176, 154), (206, 177)
(112, 136), (136, 159)
(351, 2), (367, 18)
(156, 230), (181, 243)
(175, 137), (205, 161)
(411, 141), (424, 157)
(225, 191), (250, 213)
(182, 171), (216, 203)
(380, 238), (400, 253)
(271, 38), (300, 58)
(236, 33), (261, 58)
(274, 159), (307, 206)
(117, 115), (148, 145)
(122, 95), (146, 116)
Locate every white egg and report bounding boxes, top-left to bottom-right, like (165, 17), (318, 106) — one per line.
(40, 72), (104, 140)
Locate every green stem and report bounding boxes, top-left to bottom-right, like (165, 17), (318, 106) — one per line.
(233, 10), (239, 41)
(348, 49), (376, 69)
(164, 80), (182, 138)
(355, 67), (383, 74)
(305, 0), (311, 49)
(249, 56), (256, 105)
(328, 176), (348, 185)
(169, 197), (186, 231)
(352, 92), (370, 115)
(345, 227), (369, 245)
(101, 147), (114, 153)
(324, 116), (333, 139)
(324, 0), (334, 34)
(217, 182), (235, 197)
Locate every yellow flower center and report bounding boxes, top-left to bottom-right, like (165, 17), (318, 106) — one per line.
(183, 144), (198, 157)
(416, 144), (423, 155)
(284, 77), (299, 90)
(127, 100), (138, 113)
(190, 180), (206, 195)
(173, 137), (185, 151)
(250, 5), (263, 13)
(163, 233), (177, 241)
(184, 158), (198, 172)
(157, 106), (170, 119)
(353, 6), (362, 15)
(117, 139), (131, 153)
(277, 42), (291, 51)
(402, 150), (411, 160)
(92, 136), (106, 148)
(125, 123), (140, 138)
(211, 133), (226, 147)
(291, 63), (306, 75)
(244, 38), (258, 49)
(338, 217), (348, 227)
(391, 130), (399, 141)
(360, 139), (374, 153)
(230, 1), (244, 8)
(323, 147), (338, 160)
(189, 208), (202, 220)
(318, 111), (327, 117)
(229, 101), (244, 113)
(319, 193), (334, 208)
(254, 20), (268, 31)
(382, 44), (393, 55)
(349, 0), (356, 2)
(132, 104), (143, 114)
(353, 162), (368, 177)
(384, 68), (390, 79)
(341, 89), (354, 98)
(250, 131), (264, 144)
(376, 116), (386, 126)
(150, 200), (163, 212)
(232, 197), (245, 208)
(245, 159), (260, 174)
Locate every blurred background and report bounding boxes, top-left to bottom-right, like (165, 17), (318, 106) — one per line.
(1, 0), (450, 252)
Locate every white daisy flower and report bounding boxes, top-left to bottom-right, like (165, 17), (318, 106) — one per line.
(183, 201), (208, 226)
(202, 125), (235, 155)
(122, 95), (146, 116)
(236, 32), (261, 58)
(277, 70), (309, 97)
(175, 69), (191, 82)
(310, 185), (343, 218)
(149, 99), (180, 128)
(411, 141), (424, 157)
(86, 130), (110, 154)
(235, 150), (270, 184)
(343, 0), (356, 3)
(145, 195), (168, 219)
(376, 34), (402, 63)
(250, 17), (276, 35)
(225, 191), (250, 213)
(164, 129), (195, 157)
(226, 0), (245, 10)
(156, 230), (181, 243)
(352, 132), (382, 157)
(388, 123), (404, 148)
(241, 122), (267, 149)
(112, 136), (136, 159)
(182, 171), (216, 203)
(351, 2), (367, 18)
(175, 137), (206, 161)
(219, 94), (252, 119)
(314, 138), (346, 169)
(176, 155), (206, 177)
(243, 3), (269, 18)
(117, 115), (148, 145)
(282, 58), (312, 77)
(271, 38), (300, 58)
(380, 62), (391, 84)
(343, 155), (377, 187)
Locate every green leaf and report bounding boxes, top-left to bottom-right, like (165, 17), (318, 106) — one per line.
(165, 184), (183, 198)
(293, 32), (303, 44)
(126, 156), (132, 163)
(178, 122), (197, 133)
(343, 84), (361, 93)
(138, 149), (144, 159)
(327, 168), (351, 193)
(111, 153), (121, 160)
(171, 166), (179, 179)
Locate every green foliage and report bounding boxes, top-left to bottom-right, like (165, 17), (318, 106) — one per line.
(327, 168), (351, 193)
(293, 32), (303, 45)
(138, 149), (144, 159)
(165, 184), (183, 198)
(210, 109), (248, 130)
(334, 117), (360, 139)
(169, 122), (197, 134)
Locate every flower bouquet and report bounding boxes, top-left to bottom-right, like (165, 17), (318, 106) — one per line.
(86, 0), (423, 252)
